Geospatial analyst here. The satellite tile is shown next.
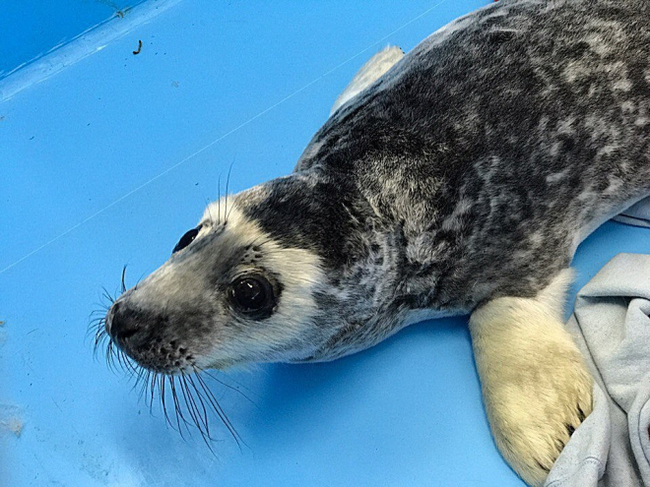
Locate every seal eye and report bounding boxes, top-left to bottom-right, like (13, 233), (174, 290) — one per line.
(230, 276), (275, 317)
(173, 226), (201, 254)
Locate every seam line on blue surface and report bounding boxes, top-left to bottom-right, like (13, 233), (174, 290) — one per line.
(0, 0), (451, 275)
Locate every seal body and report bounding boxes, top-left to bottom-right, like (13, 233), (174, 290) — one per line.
(104, 0), (650, 485)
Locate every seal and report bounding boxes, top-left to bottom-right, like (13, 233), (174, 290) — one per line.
(100, 0), (650, 484)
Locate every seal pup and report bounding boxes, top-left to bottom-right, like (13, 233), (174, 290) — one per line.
(101, 0), (650, 484)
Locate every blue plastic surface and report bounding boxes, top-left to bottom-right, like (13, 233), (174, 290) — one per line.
(2, 1), (649, 486)
(0, 0), (135, 78)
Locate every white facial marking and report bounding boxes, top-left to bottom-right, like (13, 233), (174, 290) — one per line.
(194, 195), (327, 367)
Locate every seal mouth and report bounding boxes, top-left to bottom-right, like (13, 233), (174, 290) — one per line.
(103, 302), (198, 375)
(89, 272), (245, 449)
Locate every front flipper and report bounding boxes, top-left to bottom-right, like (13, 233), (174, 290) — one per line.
(330, 45), (404, 115)
(469, 270), (593, 486)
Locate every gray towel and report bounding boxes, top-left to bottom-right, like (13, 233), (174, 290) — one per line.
(615, 197), (650, 229)
(546, 254), (650, 486)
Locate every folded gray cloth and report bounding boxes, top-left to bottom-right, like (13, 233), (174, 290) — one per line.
(615, 197), (650, 228)
(546, 254), (650, 486)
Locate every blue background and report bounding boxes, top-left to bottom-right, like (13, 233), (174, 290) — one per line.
(2, 1), (649, 486)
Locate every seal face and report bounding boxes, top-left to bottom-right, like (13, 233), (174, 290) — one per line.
(106, 190), (329, 372)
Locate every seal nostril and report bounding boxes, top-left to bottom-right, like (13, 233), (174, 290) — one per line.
(109, 303), (142, 343)
(110, 302), (121, 316)
(118, 327), (139, 340)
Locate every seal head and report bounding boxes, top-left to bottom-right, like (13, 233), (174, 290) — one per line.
(104, 181), (339, 372)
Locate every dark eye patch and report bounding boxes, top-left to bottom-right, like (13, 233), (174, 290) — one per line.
(172, 226), (202, 254)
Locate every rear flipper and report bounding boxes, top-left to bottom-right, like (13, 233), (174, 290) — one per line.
(469, 269), (593, 486)
(330, 45), (404, 115)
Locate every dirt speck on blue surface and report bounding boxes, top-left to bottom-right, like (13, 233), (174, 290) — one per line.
(3, 418), (24, 437)
(114, 6), (132, 19)
(0, 404), (24, 437)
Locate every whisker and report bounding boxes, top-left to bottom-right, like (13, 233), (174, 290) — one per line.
(185, 375), (219, 455)
(180, 374), (213, 446)
(193, 371), (245, 451)
(217, 173), (222, 225)
(137, 370), (152, 401)
(186, 374), (214, 439)
(224, 160), (235, 224)
(134, 272), (146, 291)
(132, 368), (148, 396)
(160, 375), (173, 428)
(121, 265), (128, 293)
(123, 355), (141, 379)
(169, 376), (190, 437)
(89, 317), (107, 346)
(101, 287), (116, 304)
(89, 306), (109, 317)
(205, 198), (215, 224)
(148, 371), (159, 415)
(195, 367), (259, 409)
(178, 374), (204, 434)
(106, 341), (117, 372)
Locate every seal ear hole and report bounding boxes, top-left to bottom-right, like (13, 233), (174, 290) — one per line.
(229, 274), (276, 319)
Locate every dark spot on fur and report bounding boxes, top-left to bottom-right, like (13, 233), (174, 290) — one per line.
(559, 41), (590, 59)
(486, 30), (516, 45)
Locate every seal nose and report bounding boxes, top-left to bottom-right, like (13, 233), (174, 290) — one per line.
(107, 301), (142, 343)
